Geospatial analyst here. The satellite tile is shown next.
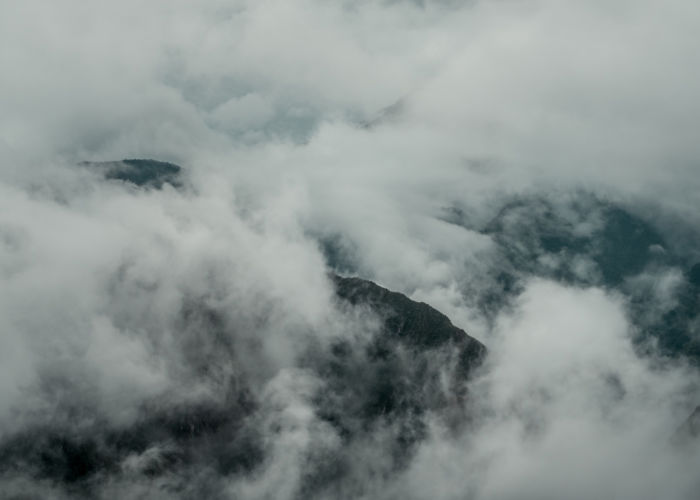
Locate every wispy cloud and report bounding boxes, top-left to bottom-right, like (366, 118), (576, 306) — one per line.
(1, 0), (700, 498)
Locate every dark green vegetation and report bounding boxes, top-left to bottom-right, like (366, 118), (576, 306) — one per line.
(293, 276), (485, 496)
(333, 275), (484, 375)
(0, 274), (484, 497)
(319, 193), (699, 364)
(81, 159), (182, 189)
(648, 266), (700, 361)
(0, 398), (261, 487)
(449, 194), (699, 364)
(477, 196), (669, 288)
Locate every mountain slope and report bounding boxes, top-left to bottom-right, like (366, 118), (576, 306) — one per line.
(0, 272), (485, 498)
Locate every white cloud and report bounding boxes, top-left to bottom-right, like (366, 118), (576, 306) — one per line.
(1, 0), (700, 497)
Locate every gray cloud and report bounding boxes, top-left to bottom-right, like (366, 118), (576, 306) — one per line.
(1, 0), (700, 498)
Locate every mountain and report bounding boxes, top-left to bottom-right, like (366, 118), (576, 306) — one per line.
(332, 274), (485, 377)
(439, 194), (700, 364)
(80, 158), (182, 189)
(0, 271), (485, 497)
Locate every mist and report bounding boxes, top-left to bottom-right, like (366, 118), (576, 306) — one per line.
(1, 1), (700, 498)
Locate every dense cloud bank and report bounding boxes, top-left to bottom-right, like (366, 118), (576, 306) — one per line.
(1, 1), (700, 498)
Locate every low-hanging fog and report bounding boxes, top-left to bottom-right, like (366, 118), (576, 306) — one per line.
(1, 1), (699, 498)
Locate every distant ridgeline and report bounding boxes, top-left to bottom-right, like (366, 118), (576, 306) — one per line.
(320, 193), (700, 364)
(80, 158), (182, 189)
(457, 194), (700, 363)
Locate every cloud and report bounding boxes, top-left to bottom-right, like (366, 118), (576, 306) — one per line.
(396, 280), (700, 500)
(1, 0), (700, 498)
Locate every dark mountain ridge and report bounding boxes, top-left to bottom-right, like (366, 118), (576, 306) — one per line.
(80, 158), (183, 189)
(0, 267), (485, 498)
